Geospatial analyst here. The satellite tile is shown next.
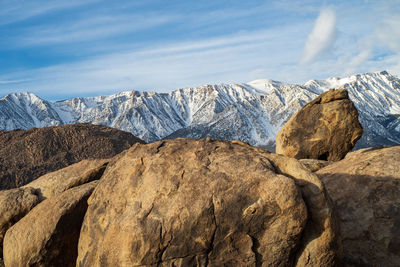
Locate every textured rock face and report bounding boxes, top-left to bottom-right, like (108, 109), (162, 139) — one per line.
(77, 138), (340, 266)
(22, 159), (109, 200)
(276, 89), (363, 161)
(3, 181), (98, 267)
(0, 123), (144, 190)
(299, 159), (333, 172)
(0, 159), (107, 261)
(317, 145), (400, 266)
(0, 188), (40, 257)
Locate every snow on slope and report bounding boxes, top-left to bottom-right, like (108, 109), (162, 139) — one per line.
(0, 71), (399, 149)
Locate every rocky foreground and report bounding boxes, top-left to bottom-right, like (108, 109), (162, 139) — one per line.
(0, 138), (399, 266)
(0, 89), (399, 266)
(2, 138), (341, 266)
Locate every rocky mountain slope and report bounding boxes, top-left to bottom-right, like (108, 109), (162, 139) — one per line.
(0, 124), (144, 190)
(0, 71), (399, 149)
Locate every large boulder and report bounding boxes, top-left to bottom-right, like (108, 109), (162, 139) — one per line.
(317, 145), (400, 266)
(3, 181), (98, 267)
(276, 89), (363, 161)
(22, 159), (109, 200)
(77, 138), (340, 266)
(0, 188), (40, 258)
(0, 123), (144, 190)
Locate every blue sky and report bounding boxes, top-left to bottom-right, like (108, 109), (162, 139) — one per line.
(0, 0), (399, 100)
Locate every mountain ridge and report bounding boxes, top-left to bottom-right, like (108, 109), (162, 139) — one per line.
(1, 71), (399, 149)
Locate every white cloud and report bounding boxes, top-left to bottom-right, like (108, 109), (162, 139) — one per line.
(0, 0), (98, 26)
(2, 1), (400, 100)
(341, 39), (372, 76)
(378, 16), (400, 52)
(20, 14), (177, 46)
(0, 79), (32, 85)
(0, 25), (308, 98)
(378, 16), (400, 76)
(300, 7), (337, 64)
(339, 5), (400, 77)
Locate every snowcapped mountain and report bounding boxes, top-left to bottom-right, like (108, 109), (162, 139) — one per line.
(0, 71), (399, 150)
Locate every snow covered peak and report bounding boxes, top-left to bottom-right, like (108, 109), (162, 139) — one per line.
(304, 75), (357, 92)
(304, 71), (399, 92)
(0, 71), (399, 149)
(245, 79), (284, 94)
(1, 91), (39, 101)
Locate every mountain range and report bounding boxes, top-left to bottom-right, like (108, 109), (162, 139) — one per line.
(1, 71), (399, 150)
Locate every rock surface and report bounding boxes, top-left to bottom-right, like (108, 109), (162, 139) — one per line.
(0, 160), (107, 261)
(299, 159), (333, 172)
(77, 138), (340, 266)
(22, 159), (109, 200)
(3, 181), (98, 267)
(317, 145), (400, 266)
(0, 123), (144, 190)
(276, 89), (363, 161)
(0, 188), (40, 257)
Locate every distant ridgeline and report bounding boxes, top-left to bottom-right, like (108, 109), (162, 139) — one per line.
(0, 71), (399, 149)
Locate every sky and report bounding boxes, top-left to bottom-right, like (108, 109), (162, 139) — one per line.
(0, 0), (399, 100)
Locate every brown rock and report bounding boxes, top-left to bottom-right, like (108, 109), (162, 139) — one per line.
(0, 123), (145, 190)
(317, 145), (400, 266)
(0, 188), (40, 258)
(0, 160), (107, 260)
(268, 153), (342, 266)
(3, 181), (98, 267)
(77, 138), (340, 266)
(22, 159), (108, 200)
(276, 89), (363, 161)
(299, 159), (333, 172)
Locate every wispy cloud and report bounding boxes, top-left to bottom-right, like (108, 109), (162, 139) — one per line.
(378, 15), (400, 53)
(338, 1), (400, 76)
(1, 1), (400, 100)
(300, 7), (337, 64)
(20, 13), (178, 46)
(378, 15), (400, 75)
(0, 79), (32, 85)
(0, 24), (308, 99)
(0, 0), (98, 26)
(343, 49), (371, 76)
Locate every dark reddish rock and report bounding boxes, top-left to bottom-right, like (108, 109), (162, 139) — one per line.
(0, 123), (144, 190)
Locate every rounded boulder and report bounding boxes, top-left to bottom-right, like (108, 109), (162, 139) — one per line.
(77, 138), (340, 266)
